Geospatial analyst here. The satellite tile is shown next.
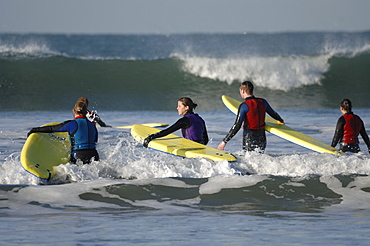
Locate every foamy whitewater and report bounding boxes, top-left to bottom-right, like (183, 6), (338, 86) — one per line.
(1, 32), (370, 245)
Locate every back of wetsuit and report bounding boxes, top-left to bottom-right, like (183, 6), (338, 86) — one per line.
(182, 114), (205, 142)
(342, 113), (362, 144)
(71, 117), (97, 150)
(244, 97), (266, 130)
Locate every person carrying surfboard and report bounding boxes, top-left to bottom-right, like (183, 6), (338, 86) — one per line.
(218, 81), (284, 153)
(27, 101), (100, 164)
(77, 97), (111, 127)
(331, 99), (370, 154)
(143, 97), (209, 147)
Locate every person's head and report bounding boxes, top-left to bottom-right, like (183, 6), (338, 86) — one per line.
(240, 81), (254, 96)
(73, 101), (88, 116)
(77, 97), (89, 107)
(177, 97), (197, 115)
(340, 99), (352, 113)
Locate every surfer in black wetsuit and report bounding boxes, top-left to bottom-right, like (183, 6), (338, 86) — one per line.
(331, 99), (370, 154)
(143, 97), (209, 147)
(218, 81), (284, 153)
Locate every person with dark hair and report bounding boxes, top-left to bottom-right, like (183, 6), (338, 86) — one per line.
(27, 101), (99, 164)
(143, 97), (209, 147)
(218, 81), (284, 153)
(331, 99), (370, 153)
(77, 97), (110, 127)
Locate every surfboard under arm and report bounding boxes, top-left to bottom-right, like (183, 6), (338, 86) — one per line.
(221, 95), (345, 156)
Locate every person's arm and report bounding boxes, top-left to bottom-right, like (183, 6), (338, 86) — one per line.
(331, 117), (345, 147)
(27, 121), (72, 137)
(218, 103), (246, 150)
(264, 99), (284, 123)
(143, 117), (189, 147)
(359, 122), (370, 153)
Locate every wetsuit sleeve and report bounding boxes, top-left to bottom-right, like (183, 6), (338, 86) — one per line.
(359, 121), (370, 149)
(264, 99), (284, 123)
(54, 120), (78, 135)
(27, 121), (72, 137)
(150, 117), (190, 140)
(331, 116), (345, 147)
(222, 103), (247, 143)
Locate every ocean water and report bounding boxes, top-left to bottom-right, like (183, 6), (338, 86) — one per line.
(1, 32), (370, 245)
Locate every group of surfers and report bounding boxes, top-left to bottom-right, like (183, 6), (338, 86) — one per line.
(27, 81), (370, 164)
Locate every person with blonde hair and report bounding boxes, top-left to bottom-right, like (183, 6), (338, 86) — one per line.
(28, 101), (99, 164)
(143, 97), (208, 147)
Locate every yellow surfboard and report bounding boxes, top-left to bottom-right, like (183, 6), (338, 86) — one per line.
(221, 95), (344, 155)
(131, 124), (237, 162)
(116, 123), (169, 129)
(21, 123), (71, 180)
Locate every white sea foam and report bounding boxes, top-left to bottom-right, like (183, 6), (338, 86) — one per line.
(177, 54), (331, 91)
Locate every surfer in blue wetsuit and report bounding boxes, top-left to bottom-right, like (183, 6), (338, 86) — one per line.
(331, 99), (370, 154)
(27, 101), (99, 164)
(218, 81), (284, 153)
(143, 97), (209, 147)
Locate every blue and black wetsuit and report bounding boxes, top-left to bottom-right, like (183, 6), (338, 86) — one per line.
(222, 96), (284, 152)
(28, 116), (99, 164)
(147, 113), (209, 145)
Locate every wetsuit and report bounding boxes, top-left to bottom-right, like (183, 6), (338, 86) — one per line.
(222, 96), (284, 152)
(145, 113), (209, 146)
(28, 116), (99, 164)
(331, 112), (370, 153)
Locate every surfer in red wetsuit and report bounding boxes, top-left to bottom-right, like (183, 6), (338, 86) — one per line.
(218, 81), (284, 153)
(331, 99), (370, 154)
(143, 97), (209, 147)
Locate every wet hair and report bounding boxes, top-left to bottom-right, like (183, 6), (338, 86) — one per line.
(240, 81), (254, 95)
(178, 97), (197, 113)
(74, 101), (88, 115)
(77, 97), (89, 107)
(340, 99), (352, 112)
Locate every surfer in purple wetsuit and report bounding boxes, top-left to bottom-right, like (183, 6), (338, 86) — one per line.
(27, 101), (99, 164)
(77, 97), (111, 127)
(143, 97), (209, 147)
(331, 99), (370, 154)
(218, 81), (284, 153)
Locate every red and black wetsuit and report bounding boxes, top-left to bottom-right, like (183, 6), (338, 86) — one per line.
(222, 96), (284, 152)
(331, 112), (370, 153)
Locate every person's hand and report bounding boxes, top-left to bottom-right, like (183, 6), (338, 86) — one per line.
(143, 135), (153, 148)
(278, 121), (285, 125)
(217, 141), (226, 150)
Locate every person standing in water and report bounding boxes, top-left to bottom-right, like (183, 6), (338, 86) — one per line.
(143, 97), (209, 147)
(331, 98), (370, 154)
(218, 81), (284, 153)
(28, 101), (100, 164)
